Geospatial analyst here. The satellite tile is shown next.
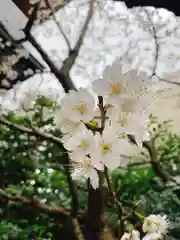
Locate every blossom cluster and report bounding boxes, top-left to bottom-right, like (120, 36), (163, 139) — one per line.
(121, 214), (170, 240)
(55, 58), (153, 189)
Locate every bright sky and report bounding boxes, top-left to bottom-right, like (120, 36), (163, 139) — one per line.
(1, 0), (180, 111)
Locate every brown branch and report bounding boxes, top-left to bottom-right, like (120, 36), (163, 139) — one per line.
(0, 116), (62, 145)
(127, 161), (150, 168)
(24, 33), (76, 93)
(143, 8), (159, 77)
(24, 1), (41, 35)
(98, 96), (106, 132)
(128, 135), (180, 188)
(43, 0), (71, 52)
(86, 173), (105, 239)
(104, 167), (124, 238)
(12, 0), (32, 17)
(104, 166), (142, 238)
(143, 139), (180, 187)
(21, 0), (94, 93)
(0, 188), (69, 217)
(59, 0), (94, 77)
(73, 0), (94, 53)
(104, 167), (123, 214)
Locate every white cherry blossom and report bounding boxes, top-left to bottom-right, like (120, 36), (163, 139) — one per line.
(142, 233), (161, 240)
(92, 125), (130, 170)
(142, 214), (169, 235)
(120, 53), (140, 73)
(121, 230), (140, 240)
(121, 233), (131, 240)
(109, 102), (150, 147)
(16, 90), (36, 111)
(92, 59), (151, 105)
(69, 153), (103, 189)
(63, 123), (95, 156)
(60, 88), (95, 123)
(131, 230), (140, 240)
(122, 69), (152, 99)
(55, 110), (80, 141)
(93, 59), (125, 105)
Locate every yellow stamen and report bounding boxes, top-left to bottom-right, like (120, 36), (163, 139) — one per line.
(73, 103), (86, 115)
(102, 143), (111, 153)
(119, 132), (127, 139)
(110, 82), (121, 95)
(146, 219), (159, 226)
(78, 140), (89, 149)
(147, 220), (152, 226)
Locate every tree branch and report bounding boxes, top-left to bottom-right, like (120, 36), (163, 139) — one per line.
(21, 0), (94, 93)
(143, 139), (180, 188)
(104, 167), (124, 238)
(104, 167), (124, 214)
(59, 0), (94, 79)
(24, 1), (41, 35)
(143, 8), (159, 77)
(0, 188), (69, 218)
(24, 33), (76, 93)
(128, 134), (180, 188)
(86, 173), (105, 239)
(43, 0), (71, 52)
(0, 116), (62, 145)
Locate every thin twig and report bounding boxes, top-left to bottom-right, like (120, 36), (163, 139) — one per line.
(98, 96), (106, 132)
(60, 0), (94, 77)
(24, 1), (41, 35)
(73, 0), (94, 52)
(44, 0), (71, 52)
(20, 0), (94, 93)
(104, 167), (124, 238)
(143, 9), (180, 88)
(104, 167), (123, 213)
(143, 8), (159, 77)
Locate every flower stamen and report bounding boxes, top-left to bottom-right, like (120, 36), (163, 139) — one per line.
(110, 82), (121, 95)
(102, 143), (111, 153)
(78, 140), (89, 149)
(73, 103), (86, 115)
